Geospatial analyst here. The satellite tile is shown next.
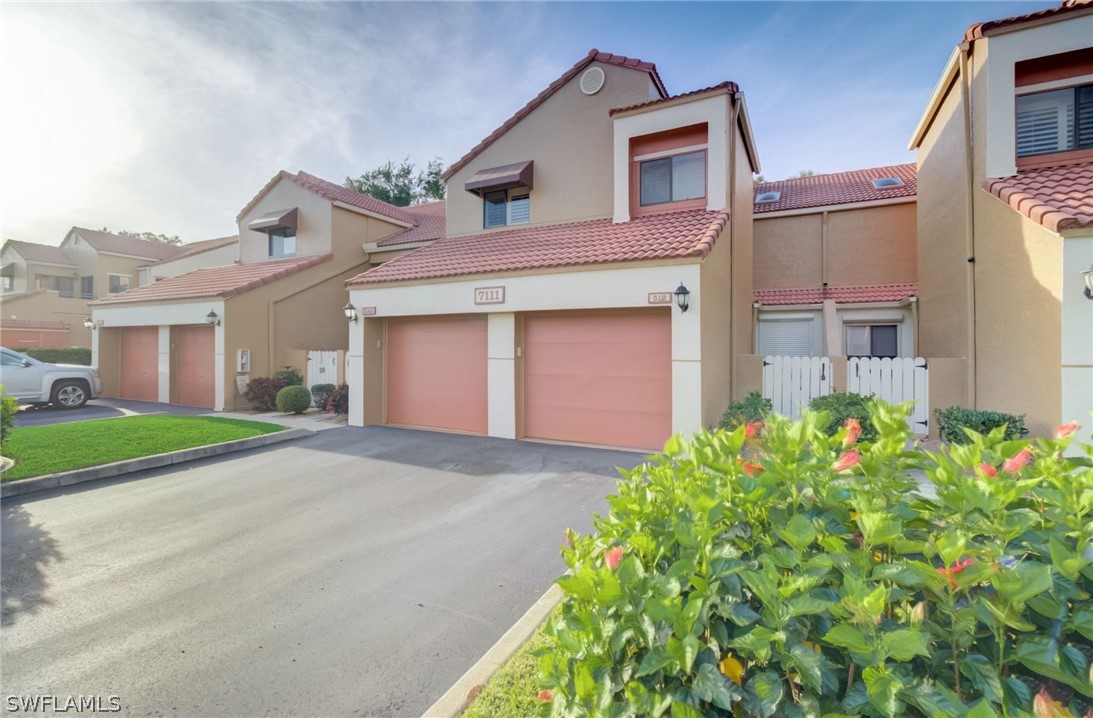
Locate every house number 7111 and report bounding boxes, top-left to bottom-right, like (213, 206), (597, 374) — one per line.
(474, 287), (506, 305)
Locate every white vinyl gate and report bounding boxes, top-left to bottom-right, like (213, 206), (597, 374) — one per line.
(306, 350), (339, 389)
(762, 355), (930, 434)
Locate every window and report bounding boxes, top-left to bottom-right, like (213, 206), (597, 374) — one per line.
(1016, 84), (1093, 157)
(80, 276), (94, 300)
(2, 276), (12, 292)
(755, 191), (781, 203)
(483, 190), (530, 228)
(846, 324), (898, 358)
(268, 228), (297, 258)
(108, 274), (131, 294)
(872, 177), (904, 189)
(757, 317), (815, 356)
(640, 151), (706, 206)
(37, 275), (74, 298)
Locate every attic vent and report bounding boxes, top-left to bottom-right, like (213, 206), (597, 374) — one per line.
(756, 191), (781, 203)
(580, 67), (606, 95)
(872, 177), (904, 189)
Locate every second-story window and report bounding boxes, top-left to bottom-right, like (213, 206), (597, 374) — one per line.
(268, 228), (297, 258)
(107, 274), (131, 294)
(483, 190), (530, 228)
(639, 151), (706, 206)
(1016, 84), (1093, 157)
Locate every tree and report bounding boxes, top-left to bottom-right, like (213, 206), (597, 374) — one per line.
(797, 169), (815, 178)
(753, 174), (766, 183)
(101, 228), (182, 245)
(344, 157), (446, 207)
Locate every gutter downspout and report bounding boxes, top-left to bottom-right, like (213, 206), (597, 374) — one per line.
(959, 42), (977, 408)
(729, 93), (742, 398)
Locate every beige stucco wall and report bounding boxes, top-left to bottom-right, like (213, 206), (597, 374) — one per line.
(140, 243), (239, 285)
(444, 62), (658, 238)
(63, 231), (150, 299)
(928, 357), (967, 439)
(733, 354), (764, 400)
(0, 289), (93, 347)
(236, 179), (336, 265)
(754, 215), (824, 289)
(730, 127), (755, 387)
(96, 327), (122, 396)
(1, 246), (30, 293)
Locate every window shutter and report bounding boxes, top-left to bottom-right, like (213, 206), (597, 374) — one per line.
(845, 325), (870, 356)
(671, 152), (706, 201)
(640, 158), (671, 205)
(508, 195), (530, 225)
(1078, 85), (1093, 148)
(758, 319), (814, 356)
(484, 191), (507, 228)
(1016, 89), (1074, 156)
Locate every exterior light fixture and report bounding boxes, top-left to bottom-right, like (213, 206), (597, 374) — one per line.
(205, 310), (221, 326)
(1083, 265), (1093, 300)
(83, 318), (95, 330)
(343, 302), (358, 323)
(674, 283), (691, 313)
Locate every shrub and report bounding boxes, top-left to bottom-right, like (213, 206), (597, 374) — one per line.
(273, 365), (304, 387)
(310, 383), (335, 410)
(275, 385), (311, 414)
(934, 406), (1029, 444)
(242, 377), (285, 411)
(718, 392), (772, 431)
(809, 391), (878, 442)
(13, 347), (92, 365)
(543, 403), (1092, 717)
(0, 385), (17, 444)
(326, 384), (349, 416)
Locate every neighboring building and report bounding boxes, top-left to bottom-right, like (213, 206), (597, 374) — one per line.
(138, 236), (239, 286)
(752, 164), (918, 358)
(345, 51), (759, 450)
(89, 171), (435, 409)
(909, 0), (1093, 435)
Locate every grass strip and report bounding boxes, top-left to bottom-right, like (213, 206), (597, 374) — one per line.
(462, 624), (550, 718)
(1, 415), (284, 481)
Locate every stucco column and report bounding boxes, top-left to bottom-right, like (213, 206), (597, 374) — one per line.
(214, 321), (225, 411)
(347, 304), (365, 427)
(487, 313), (517, 439)
(822, 299), (842, 357)
(157, 326), (171, 404)
(672, 269), (703, 438)
(1061, 235), (1093, 435)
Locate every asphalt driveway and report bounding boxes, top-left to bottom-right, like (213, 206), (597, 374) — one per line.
(13, 397), (209, 428)
(1, 426), (643, 717)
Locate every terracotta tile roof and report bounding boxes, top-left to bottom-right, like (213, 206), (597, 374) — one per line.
(609, 81), (739, 116)
(375, 201), (447, 248)
(965, 0), (1092, 41)
(754, 283), (918, 306)
(72, 228), (186, 261)
(754, 164), (917, 214)
(235, 171), (417, 226)
(442, 49), (667, 181)
(149, 235), (238, 266)
(348, 209), (727, 286)
(983, 161), (1093, 233)
(0, 318), (71, 331)
(2, 240), (77, 266)
(91, 254), (332, 306)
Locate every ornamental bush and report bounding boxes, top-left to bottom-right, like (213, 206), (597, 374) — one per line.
(275, 385), (311, 414)
(326, 384), (349, 416)
(809, 392), (878, 443)
(273, 365), (304, 387)
(310, 383), (335, 410)
(1, 385), (17, 443)
(542, 402), (1092, 717)
(13, 347), (92, 365)
(719, 392), (772, 431)
(242, 377), (285, 411)
(935, 406), (1029, 444)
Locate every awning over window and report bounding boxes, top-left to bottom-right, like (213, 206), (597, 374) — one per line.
(464, 161), (534, 196)
(248, 207), (298, 233)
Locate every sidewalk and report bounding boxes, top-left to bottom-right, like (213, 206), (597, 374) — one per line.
(209, 408), (347, 433)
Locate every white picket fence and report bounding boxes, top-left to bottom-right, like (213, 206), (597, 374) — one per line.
(762, 355), (930, 434)
(306, 350), (339, 389)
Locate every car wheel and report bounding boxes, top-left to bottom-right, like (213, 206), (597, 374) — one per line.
(51, 381), (89, 409)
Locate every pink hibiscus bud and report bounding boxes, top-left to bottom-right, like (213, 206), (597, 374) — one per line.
(843, 418), (862, 446)
(535, 690), (554, 703)
(564, 529), (575, 550)
(832, 450), (861, 472)
(604, 546), (624, 570)
(1002, 448), (1033, 473)
(979, 463), (998, 478)
(1055, 421), (1080, 440)
(745, 421), (764, 438)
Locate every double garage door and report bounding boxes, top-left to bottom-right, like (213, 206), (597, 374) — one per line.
(117, 326), (214, 408)
(384, 311), (671, 450)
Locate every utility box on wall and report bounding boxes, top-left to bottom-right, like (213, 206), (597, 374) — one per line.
(237, 349), (250, 373)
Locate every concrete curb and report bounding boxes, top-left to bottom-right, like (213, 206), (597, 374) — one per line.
(1, 428), (312, 499)
(422, 584), (563, 718)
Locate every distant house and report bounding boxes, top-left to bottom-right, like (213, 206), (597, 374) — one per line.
(89, 171), (442, 410)
(138, 236), (239, 286)
(909, 0), (1093, 436)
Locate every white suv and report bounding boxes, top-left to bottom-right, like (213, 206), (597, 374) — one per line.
(0, 347), (102, 409)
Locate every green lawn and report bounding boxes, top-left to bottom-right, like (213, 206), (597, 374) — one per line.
(463, 624), (550, 718)
(1, 415), (284, 481)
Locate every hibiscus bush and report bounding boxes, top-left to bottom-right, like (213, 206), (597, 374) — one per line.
(541, 402), (1092, 717)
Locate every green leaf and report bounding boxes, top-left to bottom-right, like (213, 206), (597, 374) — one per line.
(863, 665), (904, 717)
(575, 664), (596, 701)
(787, 643), (831, 694)
(670, 701), (702, 718)
(731, 626), (777, 663)
(1002, 675), (1031, 713)
(780, 514), (817, 551)
(960, 653), (1003, 704)
(645, 597), (679, 623)
(636, 645), (672, 677)
(992, 564), (1052, 605)
(596, 573), (624, 605)
(556, 574), (595, 600)
(744, 670), (785, 718)
(674, 596), (704, 638)
(882, 629), (930, 662)
(965, 701), (998, 718)
(692, 662), (741, 710)
(726, 601), (761, 626)
(905, 679), (968, 718)
(871, 563), (926, 587)
(823, 624), (871, 654)
(1073, 605), (1093, 642)
(788, 594), (836, 616)
(1015, 636), (1093, 697)
(681, 634), (701, 674)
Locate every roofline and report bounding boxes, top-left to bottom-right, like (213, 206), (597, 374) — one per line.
(755, 195), (916, 218)
(99, 249), (180, 262)
(608, 82), (739, 117)
(755, 298), (916, 311)
(362, 240), (436, 253)
(15, 259), (78, 269)
(147, 237), (239, 267)
(909, 45), (963, 150)
(735, 92), (762, 175)
(332, 200), (414, 228)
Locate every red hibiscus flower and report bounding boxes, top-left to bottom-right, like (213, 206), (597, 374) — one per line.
(937, 558), (975, 589)
(832, 450), (861, 472)
(604, 546), (623, 570)
(1055, 421), (1080, 440)
(843, 418), (862, 446)
(1002, 448), (1033, 473)
(979, 463), (998, 478)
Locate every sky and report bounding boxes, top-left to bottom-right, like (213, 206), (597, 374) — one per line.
(1, 0), (1052, 246)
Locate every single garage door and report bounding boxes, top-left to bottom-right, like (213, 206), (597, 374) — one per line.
(386, 317), (488, 434)
(119, 326), (158, 402)
(524, 311), (671, 450)
(174, 325), (215, 408)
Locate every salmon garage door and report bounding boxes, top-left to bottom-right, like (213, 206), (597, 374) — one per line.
(386, 317), (488, 434)
(174, 325), (215, 408)
(524, 311), (672, 450)
(119, 327), (158, 402)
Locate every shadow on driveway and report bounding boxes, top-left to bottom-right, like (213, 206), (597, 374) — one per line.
(1, 504), (63, 626)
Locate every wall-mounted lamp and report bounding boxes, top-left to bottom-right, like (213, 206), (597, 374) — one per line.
(343, 302), (358, 323)
(83, 318), (102, 330)
(205, 310), (221, 326)
(1083, 265), (1093, 300)
(674, 283), (691, 313)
